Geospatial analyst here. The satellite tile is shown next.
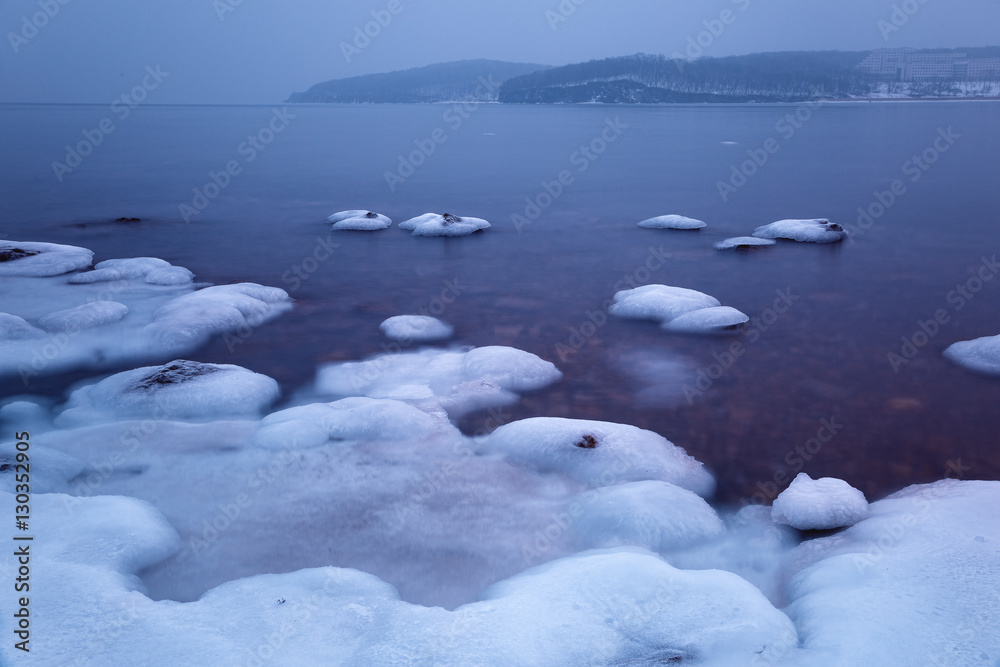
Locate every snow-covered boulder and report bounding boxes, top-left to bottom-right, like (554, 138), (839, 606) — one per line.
(0, 240), (93, 276)
(611, 285), (748, 334)
(752, 219), (847, 244)
(399, 213), (490, 237)
(943, 334), (1000, 376)
(36, 301), (129, 332)
(638, 214), (707, 230)
(328, 210), (393, 231)
(714, 236), (777, 250)
(380, 315), (453, 342)
(771, 473), (868, 530)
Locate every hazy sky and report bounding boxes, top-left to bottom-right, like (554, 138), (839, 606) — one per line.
(2, 0), (998, 104)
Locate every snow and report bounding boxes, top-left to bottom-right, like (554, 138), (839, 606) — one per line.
(36, 300), (130, 332)
(638, 214), (707, 230)
(0, 313), (44, 340)
(145, 266), (196, 285)
(399, 213), (491, 237)
(771, 473), (869, 530)
(611, 285), (748, 334)
(55, 360), (280, 425)
(482, 417), (715, 497)
(380, 315), (454, 342)
(328, 210), (393, 231)
(943, 333), (1000, 376)
(0, 240), (93, 276)
(752, 219), (848, 244)
(95, 257), (172, 278)
(715, 236), (777, 250)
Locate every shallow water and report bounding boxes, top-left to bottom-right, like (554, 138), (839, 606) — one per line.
(1, 101), (998, 504)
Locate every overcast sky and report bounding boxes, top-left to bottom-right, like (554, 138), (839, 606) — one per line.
(2, 0), (998, 104)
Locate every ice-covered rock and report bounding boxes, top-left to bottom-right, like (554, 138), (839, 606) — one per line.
(145, 266), (196, 285)
(0, 313), (45, 340)
(67, 267), (124, 284)
(95, 257), (172, 278)
(611, 285), (747, 335)
(315, 346), (562, 417)
(752, 219), (847, 244)
(943, 334), (1000, 376)
(0, 240), (93, 276)
(780, 480), (1000, 665)
(638, 214), (707, 230)
(714, 236), (778, 250)
(0, 440), (83, 493)
(572, 481), (724, 552)
(56, 360), (280, 425)
(399, 213), (491, 237)
(329, 210), (393, 231)
(380, 315), (453, 342)
(36, 300), (129, 332)
(483, 417), (715, 497)
(771, 473), (868, 530)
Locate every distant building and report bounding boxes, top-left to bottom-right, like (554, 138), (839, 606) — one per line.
(858, 48), (1000, 81)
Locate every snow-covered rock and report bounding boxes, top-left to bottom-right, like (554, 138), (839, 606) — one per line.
(771, 473), (868, 530)
(611, 284), (747, 335)
(0, 313), (44, 340)
(36, 301), (129, 332)
(380, 315), (453, 342)
(943, 334), (1000, 376)
(482, 417), (715, 497)
(752, 219), (847, 244)
(638, 214), (707, 230)
(399, 213), (491, 237)
(0, 240), (93, 276)
(329, 210), (393, 231)
(714, 236), (777, 250)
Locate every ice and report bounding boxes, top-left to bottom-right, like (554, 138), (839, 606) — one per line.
(662, 305), (750, 334)
(0, 240), (93, 276)
(943, 333), (1000, 376)
(572, 481), (724, 552)
(36, 300), (129, 332)
(328, 210), (393, 231)
(752, 219), (848, 244)
(68, 267), (125, 284)
(399, 213), (491, 237)
(380, 315), (454, 342)
(145, 266), (196, 285)
(95, 257), (172, 278)
(55, 360), (280, 425)
(715, 236), (778, 250)
(0, 440), (82, 493)
(315, 346), (562, 417)
(611, 285), (747, 335)
(637, 214), (707, 230)
(482, 417), (715, 497)
(0, 313), (44, 340)
(779, 480), (1000, 665)
(771, 473), (868, 531)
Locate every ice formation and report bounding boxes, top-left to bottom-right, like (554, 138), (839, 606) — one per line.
(714, 236), (778, 250)
(610, 284), (748, 334)
(0, 240), (93, 276)
(943, 333), (1000, 376)
(399, 213), (491, 237)
(380, 315), (454, 342)
(752, 219), (848, 244)
(771, 473), (869, 530)
(637, 214), (707, 230)
(36, 301), (130, 332)
(328, 210), (393, 231)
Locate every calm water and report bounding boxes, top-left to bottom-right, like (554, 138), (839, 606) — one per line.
(1, 101), (998, 504)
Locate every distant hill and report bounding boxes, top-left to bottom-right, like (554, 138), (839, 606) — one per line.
(286, 59), (551, 103)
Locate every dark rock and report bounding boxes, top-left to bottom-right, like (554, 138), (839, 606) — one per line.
(442, 213), (462, 224)
(132, 360), (222, 391)
(0, 246), (40, 262)
(576, 434), (598, 449)
(115, 217), (142, 223)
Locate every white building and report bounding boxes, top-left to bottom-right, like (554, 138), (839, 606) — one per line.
(858, 49), (1000, 81)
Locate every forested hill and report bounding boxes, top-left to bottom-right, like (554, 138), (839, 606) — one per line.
(498, 52), (875, 104)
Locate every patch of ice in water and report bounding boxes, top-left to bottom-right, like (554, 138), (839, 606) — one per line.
(771, 473), (868, 530)
(611, 285), (747, 335)
(55, 360), (280, 425)
(482, 417), (715, 497)
(752, 219), (848, 244)
(0, 240), (93, 276)
(943, 333), (1000, 376)
(637, 214), (707, 230)
(399, 213), (491, 237)
(329, 210), (393, 231)
(714, 236), (777, 250)
(380, 315), (454, 342)
(36, 301), (129, 332)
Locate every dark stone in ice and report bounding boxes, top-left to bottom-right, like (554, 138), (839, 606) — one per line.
(132, 360), (222, 391)
(364, 212), (378, 219)
(0, 246), (40, 262)
(576, 434), (598, 449)
(442, 213), (462, 224)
